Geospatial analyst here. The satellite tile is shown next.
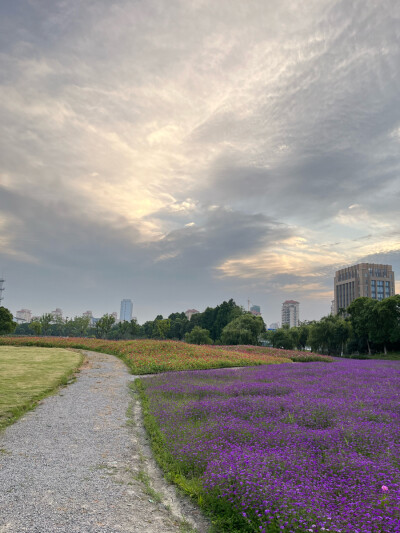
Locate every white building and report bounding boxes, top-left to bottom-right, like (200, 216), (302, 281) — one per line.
(51, 308), (63, 320)
(281, 300), (299, 328)
(120, 299), (133, 322)
(15, 309), (32, 323)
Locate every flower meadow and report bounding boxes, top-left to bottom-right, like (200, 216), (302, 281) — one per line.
(138, 360), (400, 532)
(0, 337), (312, 373)
(219, 345), (333, 363)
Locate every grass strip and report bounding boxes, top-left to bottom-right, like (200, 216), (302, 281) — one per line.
(0, 346), (83, 430)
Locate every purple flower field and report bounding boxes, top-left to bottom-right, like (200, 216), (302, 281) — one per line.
(142, 360), (400, 532)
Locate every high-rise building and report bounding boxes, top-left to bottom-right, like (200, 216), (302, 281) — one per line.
(120, 299), (133, 322)
(281, 300), (299, 328)
(333, 263), (395, 314)
(16, 309), (32, 323)
(250, 305), (261, 316)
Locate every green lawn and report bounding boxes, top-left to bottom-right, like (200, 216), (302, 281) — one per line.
(0, 346), (83, 430)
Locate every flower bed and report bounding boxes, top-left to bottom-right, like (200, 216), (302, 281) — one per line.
(0, 337), (291, 373)
(139, 359), (400, 532)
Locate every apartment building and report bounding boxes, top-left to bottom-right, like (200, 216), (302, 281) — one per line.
(281, 300), (299, 328)
(333, 263), (395, 314)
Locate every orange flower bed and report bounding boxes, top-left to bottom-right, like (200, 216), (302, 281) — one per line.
(0, 337), (293, 374)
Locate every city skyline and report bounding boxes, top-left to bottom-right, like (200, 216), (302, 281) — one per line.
(1, 1), (400, 326)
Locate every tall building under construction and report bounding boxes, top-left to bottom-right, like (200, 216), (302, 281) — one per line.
(333, 263), (395, 314)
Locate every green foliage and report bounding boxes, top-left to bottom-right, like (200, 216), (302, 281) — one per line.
(308, 314), (351, 355)
(347, 295), (400, 355)
(95, 313), (116, 339)
(268, 328), (295, 349)
(152, 318), (171, 339)
(185, 326), (212, 345)
(67, 315), (91, 337)
(0, 307), (16, 335)
(188, 299), (244, 342)
(369, 295), (400, 354)
(39, 313), (54, 335)
(29, 320), (42, 336)
(220, 313), (265, 345)
(347, 297), (376, 354)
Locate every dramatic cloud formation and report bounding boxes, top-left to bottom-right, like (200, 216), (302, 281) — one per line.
(0, 0), (399, 324)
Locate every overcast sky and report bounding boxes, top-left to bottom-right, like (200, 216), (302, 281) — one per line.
(1, 0), (399, 325)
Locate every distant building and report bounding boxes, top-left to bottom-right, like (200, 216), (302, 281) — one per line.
(281, 300), (299, 328)
(15, 309), (32, 323)
(268, 322), (279, 330)
(51, 308), (63, 320)
(250, 305), (261, 316)
(111, 311), (118, 322)
(120, 299), (133, 322)
(185, 309), (199, 320)
(82, 310), (93, 319)
(334, 263), (395, 314)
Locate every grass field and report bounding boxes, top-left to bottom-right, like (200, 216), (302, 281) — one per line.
(0, 346), (83, 430)
(0, 338), (332, 373)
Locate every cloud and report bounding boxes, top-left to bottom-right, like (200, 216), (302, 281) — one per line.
(0, 0), (399, 324)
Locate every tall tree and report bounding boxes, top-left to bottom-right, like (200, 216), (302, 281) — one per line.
(347, 297), (376, 354)
(0, 306), (17, 335)
(95, 314), (116, 339)
(369, 295), (400, 354)
(39, 313), (54, 336)
(220, 313), (265, 345)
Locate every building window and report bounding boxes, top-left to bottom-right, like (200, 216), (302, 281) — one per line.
(385, 281), (391, 298)
(371, 280), (376, 299)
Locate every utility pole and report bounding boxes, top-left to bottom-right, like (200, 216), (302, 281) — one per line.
(0, 277), (4, 306)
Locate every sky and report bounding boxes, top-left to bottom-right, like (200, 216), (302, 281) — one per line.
(0, 0), (399, 326)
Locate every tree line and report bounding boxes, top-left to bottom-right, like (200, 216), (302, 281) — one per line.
(267, 295), (400, 356)
(8, 299), (266, 345)
(4, 294), (400, 355)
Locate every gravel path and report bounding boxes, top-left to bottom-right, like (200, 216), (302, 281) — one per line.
(0, 351), (210, 533)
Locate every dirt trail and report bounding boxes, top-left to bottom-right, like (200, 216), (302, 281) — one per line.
(0, 350), (210, 533)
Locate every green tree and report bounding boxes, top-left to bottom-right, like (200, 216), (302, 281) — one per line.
(129, 318), (141, 337)
(168, 316), (189, 340)
(14, 322), (31, 335)
(50, 315), (66, 336)
(0, 306), (17, 335)
(152, 318), (171, 339)
(220, 313), (265, 345)
(347, 297), (376, 354)
(29, 320), (42, 336)
(369, 295), (400, 354)
(185, 326), (212, 345)
(39, 313), (54, 336)
(187, 299), (244, 341)
(142, 320), (154, 338)
(269, 328), (295, 349)
(68, 315), (91, 337)
(308, 314), (351, 355)
(95, 314), (116, 339)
